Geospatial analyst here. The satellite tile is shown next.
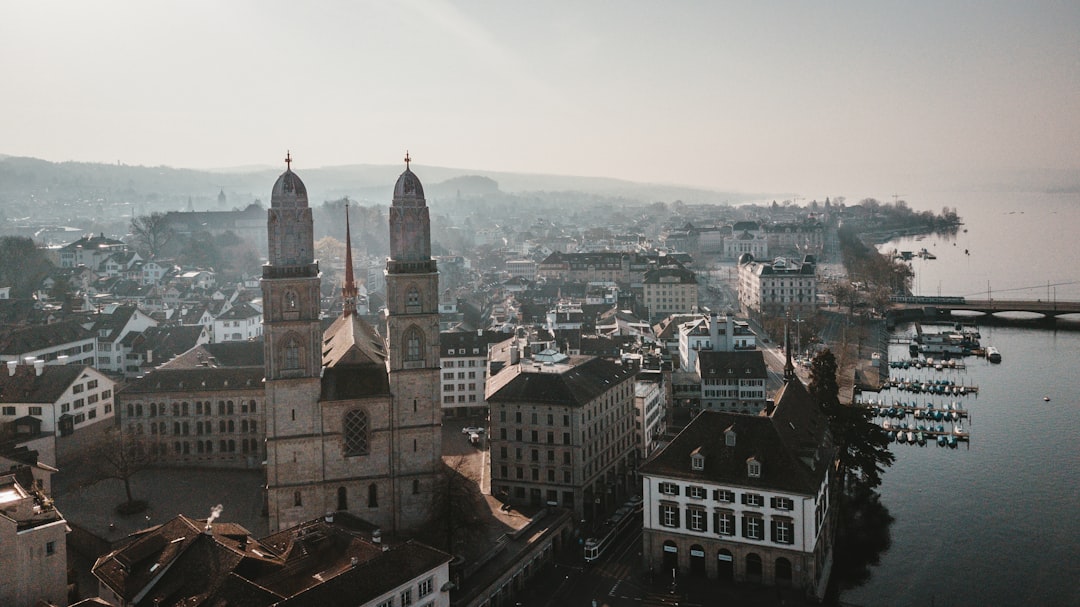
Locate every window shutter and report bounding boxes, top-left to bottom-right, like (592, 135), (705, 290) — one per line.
(685, 485), (692, 497)
(741, 493), (748, 505)
(770, 496), (777, 509)
(675, 508), (681, 528)
(770, 520), (778, 541)
(741, 516), (748, 537)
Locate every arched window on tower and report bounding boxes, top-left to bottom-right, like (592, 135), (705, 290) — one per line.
(344, 409), (369, 456)
(404, 327), (423, 364)
(284, 336), (300, 370)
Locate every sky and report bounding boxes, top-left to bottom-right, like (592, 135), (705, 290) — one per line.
(3, 1), (1078, 195)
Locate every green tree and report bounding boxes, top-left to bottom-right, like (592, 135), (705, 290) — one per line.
(808, 349), (894, 490)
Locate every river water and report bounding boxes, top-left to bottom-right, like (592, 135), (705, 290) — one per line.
(837, 191), (1080, 606)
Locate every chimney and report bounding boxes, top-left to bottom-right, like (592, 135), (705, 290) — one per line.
(372, 529), (382, 544)
(34, 360), (44, 376)
(708, 311), (719, 350)
(6, 361), (15, 376)
(726, 315), (734, 351)
(509, 340), (519, 365)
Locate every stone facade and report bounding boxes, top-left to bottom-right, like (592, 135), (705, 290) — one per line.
(263, 157), (442, 534)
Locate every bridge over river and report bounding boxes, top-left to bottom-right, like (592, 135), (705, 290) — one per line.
(887, 297), (1080, 326)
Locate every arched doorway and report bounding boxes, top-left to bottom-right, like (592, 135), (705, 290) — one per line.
(662, 540), (678, 582)
(745, 553), (762, 583)
(775, 557), (792, 587)
(717, 549), (734, 582)
(689, 544), (706, 576)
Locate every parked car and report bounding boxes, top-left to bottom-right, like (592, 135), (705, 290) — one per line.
(461, 426), (485, 435)
(468, 432), (482, 446)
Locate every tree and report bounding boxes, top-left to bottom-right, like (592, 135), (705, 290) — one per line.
(85, 427), (152, 514)
(130, 212), (173, 258)
(427, 455), (490, 553)
(0, 236), (54, 298)
(808, 349), (894, 490)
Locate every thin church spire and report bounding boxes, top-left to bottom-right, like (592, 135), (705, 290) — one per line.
(342, 201), (358, 316)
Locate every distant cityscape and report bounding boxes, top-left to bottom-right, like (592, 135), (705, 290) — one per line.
(0, 155), (954, 607)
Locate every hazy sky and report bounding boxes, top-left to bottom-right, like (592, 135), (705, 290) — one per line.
(4, 1), (1078, 194)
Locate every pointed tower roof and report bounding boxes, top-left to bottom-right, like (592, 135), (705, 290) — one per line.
(342, 202), (358, 316)
(784, 317), (796, 383)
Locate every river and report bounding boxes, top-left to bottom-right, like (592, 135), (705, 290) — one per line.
(838, 190), (1080, 606)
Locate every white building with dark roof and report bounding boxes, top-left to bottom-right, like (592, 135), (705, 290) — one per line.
(0, 320), (98, 368)
(738, 255), (818, 318)
(213, 302), (263, 343)
(0, 362), (116, 450)
(439, 330), (503, 419)
(639, 377), (836, 600)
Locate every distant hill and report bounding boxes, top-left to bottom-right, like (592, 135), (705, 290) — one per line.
(0, 154), (753, 206)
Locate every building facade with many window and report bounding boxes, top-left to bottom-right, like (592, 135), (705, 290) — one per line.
(639, 378), (836, 600)
(486, 345), (638, 524)
(642, 265), (698, 321)
(737, 255), (818, 318)
(439, 330), (503, 419)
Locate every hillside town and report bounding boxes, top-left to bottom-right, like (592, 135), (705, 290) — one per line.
(0, 156), (936, 607)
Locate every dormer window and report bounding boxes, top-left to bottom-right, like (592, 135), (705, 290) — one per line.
(725, 429), (736, 447)
(747, 457), (762, 478)
(690, 452), (704, 471)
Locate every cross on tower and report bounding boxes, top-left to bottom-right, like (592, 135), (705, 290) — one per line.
(285, 151), (292, 169)
(404, 151), (411, 169)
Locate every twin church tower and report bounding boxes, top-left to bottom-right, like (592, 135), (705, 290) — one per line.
(260, 153), (442, 533)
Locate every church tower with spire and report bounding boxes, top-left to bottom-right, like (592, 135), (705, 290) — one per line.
(384, 153), (443, 530)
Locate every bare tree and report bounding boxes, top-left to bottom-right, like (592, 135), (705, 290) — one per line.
(85, 427), (153, 514)
(130, 212), (173, 259)
(428, 455), (490, 553)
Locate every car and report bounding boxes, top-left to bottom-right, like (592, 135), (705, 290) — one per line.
(468, 432), (482, 446)
(461, 426), (485, 435)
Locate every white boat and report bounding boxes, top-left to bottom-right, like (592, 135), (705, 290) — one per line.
(986, 346), (1002, 363)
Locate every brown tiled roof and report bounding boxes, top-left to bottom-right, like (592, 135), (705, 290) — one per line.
(486, 356), (637, 407)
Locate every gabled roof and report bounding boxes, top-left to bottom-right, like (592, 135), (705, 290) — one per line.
(0, 365), (88, 404)
(215, 302), (261, 321)
(319, 315), (389, 401)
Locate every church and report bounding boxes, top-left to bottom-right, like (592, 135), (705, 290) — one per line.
(261, 153), (443, 533)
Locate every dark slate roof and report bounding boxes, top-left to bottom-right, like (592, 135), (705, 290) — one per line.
(440, 330), (503, 357)
(0, 365), (87, 404)
(120, 367), (264, 395)
(639, 399), (833, 495)
(0, 320), (94, 354)
(215, 302), (261, 320)
(164, 342), (264, 369)
(486, 356), (637, 407)
(277, 541), (451, 607)
(642, 265), (697, 285)
(319, 314), (390, 401)
(696, 350), (767, 379)
(125, 326), (206, 360)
